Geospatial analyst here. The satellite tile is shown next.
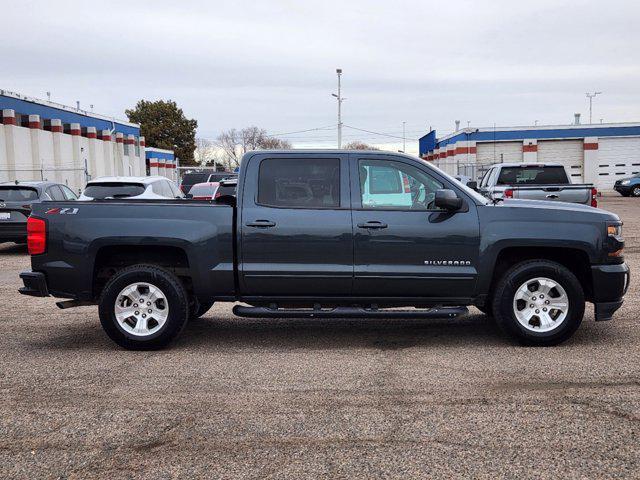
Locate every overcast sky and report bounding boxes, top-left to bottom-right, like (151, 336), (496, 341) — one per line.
(4, 0), (640, 154)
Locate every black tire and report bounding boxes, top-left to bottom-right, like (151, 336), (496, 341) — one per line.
(632, 186), (640, 197)
(492, 260), (585, 346)
(98, 264), (189, 350)
(190, 299), (215, 319)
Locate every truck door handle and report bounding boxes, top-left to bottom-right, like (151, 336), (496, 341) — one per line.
(357, 221), (388, 229)
(546, 194), (559, 199)
(246, 220), (276, 228)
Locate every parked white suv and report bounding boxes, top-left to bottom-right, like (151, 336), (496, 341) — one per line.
(79, 176), (183, 200)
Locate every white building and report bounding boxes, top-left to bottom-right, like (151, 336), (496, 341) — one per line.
(419, 118), (640, 191)
(0, 89), (174, 193)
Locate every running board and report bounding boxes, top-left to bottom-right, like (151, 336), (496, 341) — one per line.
(232, 305), (468, 319)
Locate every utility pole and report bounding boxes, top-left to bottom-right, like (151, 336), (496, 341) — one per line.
(402, 121), (406, 152)
(586, 91), (602, 124)
(332, 69), (344, 148)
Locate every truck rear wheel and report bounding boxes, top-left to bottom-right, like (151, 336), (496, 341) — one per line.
(492, 260), (585, 346)
(98, 264), (189, 350)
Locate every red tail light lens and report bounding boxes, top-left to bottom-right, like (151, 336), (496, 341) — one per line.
(504, 189), (514, 198)
(27, 217), (46, 255)
(591, 187), (598, 208)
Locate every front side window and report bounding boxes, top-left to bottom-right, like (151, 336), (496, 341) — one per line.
(60, 185), (78, 200)
(258, 158), (340, 208)
(359, 159), (443, 210)
(47, 185), (65, 201)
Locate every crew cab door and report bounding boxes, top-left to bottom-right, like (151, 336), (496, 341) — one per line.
(350, 154), (480, 300)
(239, 153), (352, 296)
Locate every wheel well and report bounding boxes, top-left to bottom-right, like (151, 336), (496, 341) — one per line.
(93, 245), (191, 300)
(488, 247), (593, 303)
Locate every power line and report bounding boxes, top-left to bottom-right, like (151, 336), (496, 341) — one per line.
(265, 124), (336, 137)
(343, 124), (419, 140)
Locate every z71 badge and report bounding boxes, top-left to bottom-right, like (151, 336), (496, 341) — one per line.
(45, 207), (79, 215)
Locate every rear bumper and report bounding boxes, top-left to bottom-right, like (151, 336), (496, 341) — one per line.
(0, 222), (27, 241)
(591, 263), (629, 321)
(18, 271), (49, 297)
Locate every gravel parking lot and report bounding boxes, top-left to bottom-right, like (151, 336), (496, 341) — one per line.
(0, 196), (638, 479)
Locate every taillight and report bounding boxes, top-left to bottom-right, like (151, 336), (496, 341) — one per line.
(504, 189), (514, 198)
(27, 217), (46, 255)
(402, 174), (411, 193)
(591, 187), (598, 208)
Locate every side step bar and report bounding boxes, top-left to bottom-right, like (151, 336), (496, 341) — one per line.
(232, 305), (468, 319)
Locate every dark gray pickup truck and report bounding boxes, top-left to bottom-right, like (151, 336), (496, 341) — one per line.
(19, 150), (629, 350)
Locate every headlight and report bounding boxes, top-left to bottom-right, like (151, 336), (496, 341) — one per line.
(621, 179), (631, 185)
(607, 224), (622, 237)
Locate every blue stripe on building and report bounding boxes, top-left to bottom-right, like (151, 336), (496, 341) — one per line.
(0, 94), (139, 136)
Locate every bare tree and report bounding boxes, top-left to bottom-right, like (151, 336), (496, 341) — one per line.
(194, 137), (215, 165)
(215, 126), (292, 168)
(344, 141), (379, 150)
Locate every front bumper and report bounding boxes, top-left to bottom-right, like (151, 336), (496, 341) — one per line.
(591, 263), (630, 321)
(18, 271), (49, 297)
(614, 184), (635, 195)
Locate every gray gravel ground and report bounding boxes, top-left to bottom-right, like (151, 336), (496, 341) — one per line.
(0, 196), (638, 479)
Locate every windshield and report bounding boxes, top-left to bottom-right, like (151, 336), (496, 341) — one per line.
(497, 166), (568, 185)
(83, 183), (146, 199)
(0, 187), (39, 202)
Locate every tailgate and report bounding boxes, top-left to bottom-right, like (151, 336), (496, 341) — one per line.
(512, 185), (592, 204)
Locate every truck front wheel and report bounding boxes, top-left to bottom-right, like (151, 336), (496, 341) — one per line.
(98, 264), (189, 350)
(492, 260), (585, 346)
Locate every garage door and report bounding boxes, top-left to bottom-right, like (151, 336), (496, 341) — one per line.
(476, 142), (523, 165)
(597, 137), (640, 191)
(537, 140), (584, 182)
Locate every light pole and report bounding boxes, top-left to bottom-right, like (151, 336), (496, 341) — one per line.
(586, 91), (602, 124)
(402, 121), (406, 152)
(332, 69), (344, 148)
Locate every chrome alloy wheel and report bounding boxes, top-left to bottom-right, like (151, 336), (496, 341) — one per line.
(114, 282), (169, 337)
(512, 277), (569, 333)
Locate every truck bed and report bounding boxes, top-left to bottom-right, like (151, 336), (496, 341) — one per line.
(30, 199), (236, 301)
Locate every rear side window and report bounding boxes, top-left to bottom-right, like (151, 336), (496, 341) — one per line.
(258, 158), (340, 208)
(497, 166), (568, 185)
(189, 184), (216, 197)
(46, 185), (66, 201)
(0, 187), (39, 202)
(83, 183), (146, 199)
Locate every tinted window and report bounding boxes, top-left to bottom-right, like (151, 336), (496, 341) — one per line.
(83, 183), (146, 199)
(180, 173), (210, 192)
(0, 187), (39, 202)
(47, 185), (66, 201)
(497, 166), (568, 185)
(189, 184), (217, 198)
(209, 173), (237, 183)
(216, 183), (237, 198)
(60, 185), (78, 200)
(359, 159), (443, 210)
(258, 158), (340, 208)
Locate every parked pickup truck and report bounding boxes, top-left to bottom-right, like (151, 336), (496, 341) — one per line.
(478, 163), (597, 206)
(19, 151), (629, 350)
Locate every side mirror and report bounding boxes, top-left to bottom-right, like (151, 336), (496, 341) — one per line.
(466, 181), (478, 191)
(435, 189), (463, 211)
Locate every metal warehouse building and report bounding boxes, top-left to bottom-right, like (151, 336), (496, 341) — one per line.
(0, 90), (174, 193)
(419, 119), (640, 191)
